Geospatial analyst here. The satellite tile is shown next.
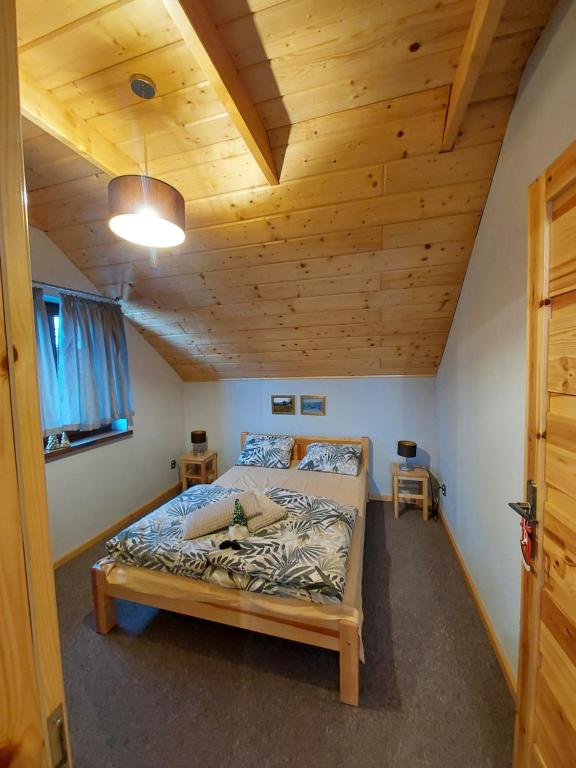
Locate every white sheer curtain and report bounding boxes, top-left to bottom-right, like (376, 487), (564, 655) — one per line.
(58, 294), (134, 431)
(32, 286), (61, 435)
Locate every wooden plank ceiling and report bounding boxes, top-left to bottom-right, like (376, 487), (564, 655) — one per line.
(17, 0), (558, 381)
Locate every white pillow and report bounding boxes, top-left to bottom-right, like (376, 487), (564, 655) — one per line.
(181, 490), (287, 540)
(181, 491), (260, 540)
(236, 434), (294, 469)
(297, 442), (362, 476)
(247, 491), (287, 532)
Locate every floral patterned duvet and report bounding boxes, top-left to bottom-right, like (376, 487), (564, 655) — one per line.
(106, 484), (357, 604)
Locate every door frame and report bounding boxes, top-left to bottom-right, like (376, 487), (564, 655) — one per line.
(513, 139), (576, 767)
(0, 1), (71, 765)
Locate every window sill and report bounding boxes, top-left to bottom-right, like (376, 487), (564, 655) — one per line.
(44, 428), (133, 463)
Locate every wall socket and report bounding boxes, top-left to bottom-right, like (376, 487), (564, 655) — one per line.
(170, 459), (177, 469)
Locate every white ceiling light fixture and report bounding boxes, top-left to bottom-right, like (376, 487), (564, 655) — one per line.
(108, 75), (186, 249)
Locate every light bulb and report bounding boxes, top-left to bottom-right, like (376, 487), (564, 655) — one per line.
(109, 210), (185, 248)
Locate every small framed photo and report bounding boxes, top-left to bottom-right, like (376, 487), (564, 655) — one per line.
(271, 394), (295, 415)
(300, 395), (326, 416)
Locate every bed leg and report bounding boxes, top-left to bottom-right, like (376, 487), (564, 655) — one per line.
(339, 620), (359, 706)
(91, 564), (116, 634)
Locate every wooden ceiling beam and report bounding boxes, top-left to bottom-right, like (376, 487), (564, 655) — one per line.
(161, 0), (279, 185)
(441, 0), (507, 152)
(19, 70), (139, 178)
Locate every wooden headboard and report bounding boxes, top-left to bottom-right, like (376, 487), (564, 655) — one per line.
(240, 432), (370, 464)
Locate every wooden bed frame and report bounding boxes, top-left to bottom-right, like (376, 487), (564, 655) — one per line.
(91, 433), (370, 706)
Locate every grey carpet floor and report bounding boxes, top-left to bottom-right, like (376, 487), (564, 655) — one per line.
(55, 502), (514, 768)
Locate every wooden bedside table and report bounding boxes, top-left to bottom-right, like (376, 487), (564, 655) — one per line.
(392, 463), (429, 521)
(180, 450), (218, 491)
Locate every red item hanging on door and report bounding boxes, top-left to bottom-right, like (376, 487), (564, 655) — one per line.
(520, 519), (535, 571)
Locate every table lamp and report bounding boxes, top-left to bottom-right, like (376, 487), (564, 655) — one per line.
(397, 440), (417, 471)
(191, 430), (207, 455)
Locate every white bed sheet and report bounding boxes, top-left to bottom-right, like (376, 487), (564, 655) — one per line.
(214, 460), (367, 513)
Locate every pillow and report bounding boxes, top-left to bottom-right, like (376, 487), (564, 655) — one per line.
(247, 491), (287, 532)
(182, 490), (261, 540)
(297, 442), (362, 476)
(236, 433), (294, 469)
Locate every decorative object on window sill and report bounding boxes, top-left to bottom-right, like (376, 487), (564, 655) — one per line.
(191, 430), (207, 455)
(60, 431), (71, 449)
(300, 394), (325, 416)
(397, 440), (417, 471)
(45, 434), (60, 452)
(108, 75), (185, 249)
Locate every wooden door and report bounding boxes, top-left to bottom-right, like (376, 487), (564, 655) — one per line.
(514, 142), (576, 767)
(0, 211), (46, 768)
(0, 0), (71, 765)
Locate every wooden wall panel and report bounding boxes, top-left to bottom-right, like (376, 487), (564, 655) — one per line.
(45, 179), (490, 254)
(52, 40), (207, 120)
(19, 0), (181, 90)
(92, 241), (469, 298)
(217, 0), (472, 69)
(545, 411), (576, 502)
(550, 203), (576, 296)
(15, 0), (557, 379)
(548, 294), (576, 395)
(70, 226), (382, 271)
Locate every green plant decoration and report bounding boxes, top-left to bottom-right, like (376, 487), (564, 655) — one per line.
(232, 498), (247, 527)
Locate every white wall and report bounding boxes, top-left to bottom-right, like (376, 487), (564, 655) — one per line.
(30, 228), (185, 560)
(183, 377), (437, 496)
(436, 0), (576, 678)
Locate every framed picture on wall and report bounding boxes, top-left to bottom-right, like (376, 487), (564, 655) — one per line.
(271, 394), (296, 415)
(300, 395), (326, 416)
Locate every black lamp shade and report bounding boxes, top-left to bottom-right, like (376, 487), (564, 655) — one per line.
(397, 440), (417, 459)
(191, 430), (207, 444)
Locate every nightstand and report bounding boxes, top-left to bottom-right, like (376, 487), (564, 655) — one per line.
(179, 450), (218, 491)
(392, 463), (429, 521)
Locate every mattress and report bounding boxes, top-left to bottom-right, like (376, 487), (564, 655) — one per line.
(105, 460), (367, 605)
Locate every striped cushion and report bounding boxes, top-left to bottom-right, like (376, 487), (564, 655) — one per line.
(247, 492), (288, 532)
(181, 491), (261, 540)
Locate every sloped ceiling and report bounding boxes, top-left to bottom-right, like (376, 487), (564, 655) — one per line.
(18, 0), (558, 380)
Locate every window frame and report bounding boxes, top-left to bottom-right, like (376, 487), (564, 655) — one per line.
(41, 295), (133, 461)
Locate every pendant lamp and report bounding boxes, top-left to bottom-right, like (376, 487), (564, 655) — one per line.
(108, 175), (185, 248)
(108, 75), (186, 249)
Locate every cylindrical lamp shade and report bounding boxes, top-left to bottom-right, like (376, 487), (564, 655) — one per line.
(108, 175), (185, 248)
(191, 430), (207, 455)
(397, 440), (417, 459)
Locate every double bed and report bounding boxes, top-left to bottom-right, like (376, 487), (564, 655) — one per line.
(91, 433), (370, 705)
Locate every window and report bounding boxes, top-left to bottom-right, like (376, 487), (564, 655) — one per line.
(33, 286), (134, 459)
(44, 297), (60, 364)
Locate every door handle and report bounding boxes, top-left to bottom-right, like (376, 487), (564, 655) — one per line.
(508, 502), (536, 523)
(508, 480), (538, 525)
